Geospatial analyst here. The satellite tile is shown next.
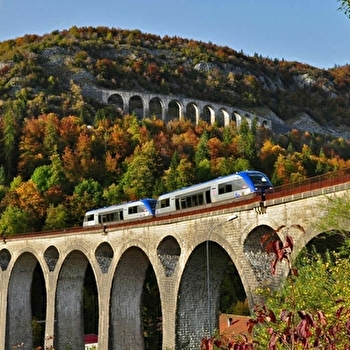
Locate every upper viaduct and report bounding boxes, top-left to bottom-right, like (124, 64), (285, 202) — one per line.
(1, 172), (349, 350)
(82, 88), (273, 129)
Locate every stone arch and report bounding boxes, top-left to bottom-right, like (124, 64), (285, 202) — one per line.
(243, 113), (252, 128)
(292, 223), (345, 260)
(243, 225), (282, 289)
(95, 242), (114, 273)
(6, 252), (45, 350)
(109, 247), (162, 349)
(149, 97), (163, 120)
(44, 246), (59, 272)
(157, 236), (181, 277)
(217, 108), (230, 127)
(55, 250), (98, 350)
(0, 248), (11, 271)
(129, 95), (144, 120)
(185, 102), (199, 124)
(107, 93), (124, 112)
(176, 242), (246, 349)
(262, 119), (269, 128)
(300, 231), (345, 258)
(202, 105), (215, 125)
(232, 111), (242, 127)
(167, 100), (182, 122)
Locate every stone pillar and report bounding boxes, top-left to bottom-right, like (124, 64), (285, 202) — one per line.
(97, 274), (111, 350)
(44, 275), (57, 349)
(159, 276), (178, 350)
(0, 268), (9, 350)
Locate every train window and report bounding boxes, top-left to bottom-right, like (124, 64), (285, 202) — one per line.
(160, 198), (170, 208)
(248, 174), (270, 189)
(218, 183), (233, 194)
(139, 205), (150, 213)
(232, 179), (247, 191)
(128, 206), (138, 214)
(86, 214), (94, 222)
(198, 194), (204, 205)
(178, 193), (205, 209)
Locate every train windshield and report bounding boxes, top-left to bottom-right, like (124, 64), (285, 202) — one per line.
(247, 173), (272, 191)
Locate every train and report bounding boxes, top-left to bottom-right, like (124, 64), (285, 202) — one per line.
(83, 198), (157, 227)
(82, 170), (273, 226)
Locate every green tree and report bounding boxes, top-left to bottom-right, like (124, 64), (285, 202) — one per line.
(3, 104), (19, 182)
(0, 166), (5, 186)
(164, 150), (181, 192)
(31, 153), (67, 193)
(67, 179), (104, 225)
(195, 131), (211, 182)
(0, 205), (30, 235)
(237, 118), (257, 165)
(120, 140), (160, 200)
(103, 183), (124, 206)
(43, 113), (60, 156)
(44, 204), (69, 230)
(31, 165), (52, 192)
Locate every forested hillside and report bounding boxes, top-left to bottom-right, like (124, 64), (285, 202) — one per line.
(1, 26), (350, 234)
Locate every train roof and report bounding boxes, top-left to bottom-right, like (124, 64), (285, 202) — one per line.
(84, 198), (156, 215)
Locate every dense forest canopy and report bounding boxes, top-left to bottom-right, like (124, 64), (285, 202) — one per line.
(1, 26), (350, 234)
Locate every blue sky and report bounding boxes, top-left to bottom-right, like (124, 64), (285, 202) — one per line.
(0, 0), (349, 69)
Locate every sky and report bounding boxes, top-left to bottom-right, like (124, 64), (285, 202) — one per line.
(0, 0), (349, 69)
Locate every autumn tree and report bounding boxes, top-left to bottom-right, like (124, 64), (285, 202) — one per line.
(272, 152), (307, 185)
(259, 139), (286, 177)
(18, 114), (58, 178)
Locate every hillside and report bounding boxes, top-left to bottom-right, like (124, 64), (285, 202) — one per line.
(0, 26), (350, 136)
(2, 26), (350, 234)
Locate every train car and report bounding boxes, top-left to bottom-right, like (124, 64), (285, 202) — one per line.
(155, 170), (273, 216)
(83, 198), (157, 226)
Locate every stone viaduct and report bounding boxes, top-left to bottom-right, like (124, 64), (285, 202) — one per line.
(0, 175), (349, 350)
(82, 88), (272, 129)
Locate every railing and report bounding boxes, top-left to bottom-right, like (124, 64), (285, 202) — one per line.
(268, 168), (350, 199)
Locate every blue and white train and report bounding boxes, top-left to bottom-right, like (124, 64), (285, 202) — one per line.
(83, 198), (157, 227)
(82, 170), (273, 226)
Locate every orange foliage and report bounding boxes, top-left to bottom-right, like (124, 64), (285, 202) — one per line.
(14, 181), (46, 218)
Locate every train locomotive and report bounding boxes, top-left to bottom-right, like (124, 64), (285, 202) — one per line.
(155, 170), (273, 215)
(82, 170), (272, 226)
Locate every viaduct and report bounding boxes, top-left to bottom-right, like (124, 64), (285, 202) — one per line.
(82, 88), (274, 129)
(0, 174), (349, 350)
